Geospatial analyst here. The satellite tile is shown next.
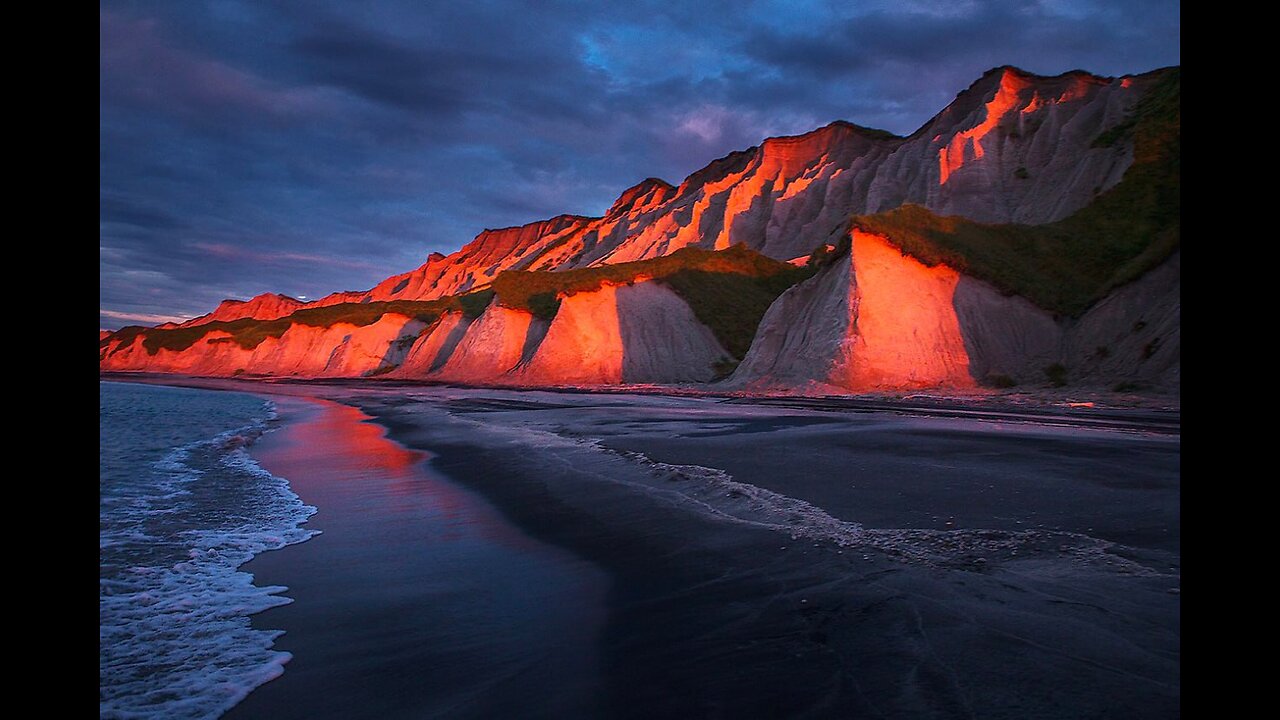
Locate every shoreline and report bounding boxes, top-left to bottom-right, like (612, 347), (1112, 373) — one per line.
(101, 375), (1180, 717)
(99, 372), (1181, 433)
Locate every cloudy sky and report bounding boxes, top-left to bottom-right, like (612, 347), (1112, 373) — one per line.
(100, 0), (1179, 329)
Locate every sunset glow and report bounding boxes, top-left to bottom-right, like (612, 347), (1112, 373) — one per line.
(101, 4), (1179, 718)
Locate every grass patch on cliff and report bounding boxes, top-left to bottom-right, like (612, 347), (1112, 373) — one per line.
(489, 244), (813, 357)
(107, 292), (496, 356)
(852, 67), (1179, 317)
(102, 325), (145, 350)
(661, 265), (810, 358)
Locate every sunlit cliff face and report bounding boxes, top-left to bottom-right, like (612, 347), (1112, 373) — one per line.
(271, 67), (1141, 311)
(102, 67), (1173, 392)
(936, 69), (1104, 186)
(183, 293), (305, 327)
(839, 230), (974, 389)
(938, 70), (1031, 185)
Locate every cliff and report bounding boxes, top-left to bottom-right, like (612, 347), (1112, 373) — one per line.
(298, 66), (1158, 306)
(101, 65), (1179, 396)
(727, 231), (1178, 393)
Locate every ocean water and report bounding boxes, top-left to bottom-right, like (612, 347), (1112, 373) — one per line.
(100, 382), (318, 720)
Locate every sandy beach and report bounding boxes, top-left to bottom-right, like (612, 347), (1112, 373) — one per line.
(113, 376), (1179, 718)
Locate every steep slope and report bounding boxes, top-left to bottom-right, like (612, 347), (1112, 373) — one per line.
(516, 281), (731, 385)
(1061, 251), (1180, 389)
(102, 245), (794, 383)
(731, 68), (1178, 392)
(730, 231), (977, 392)
(299, 66), (1157, 306)
(100, 297), (482, 375)
(730, 231), (1178, 393)
(394, 245), (794, 385)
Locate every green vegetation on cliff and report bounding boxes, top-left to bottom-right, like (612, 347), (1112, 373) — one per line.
(489, 244), (812, 357)
(106, 293), (493, 356)
(852, 67), (1179, 317)
(103, 245), (808, 361)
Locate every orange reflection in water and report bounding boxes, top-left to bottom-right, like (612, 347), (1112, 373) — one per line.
(295, 401), (422, 477)
(258, 399), (482, 537)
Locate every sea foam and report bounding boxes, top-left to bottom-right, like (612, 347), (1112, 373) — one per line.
(100, 389), (318, 720)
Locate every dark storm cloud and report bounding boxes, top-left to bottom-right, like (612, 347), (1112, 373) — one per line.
(100, 0), (1179, 329)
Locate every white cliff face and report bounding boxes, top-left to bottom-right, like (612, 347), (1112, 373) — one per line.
(431, 305), (544, 383)
(726, 252), (853, 391)
(952, 279), (1063, 386)
(614, 282), (730, 383)
(868, 68), (1141, 224)
(511, 280), (730, 385)
(729, 231), (975, 392)
(100, 279), (731, 385)
(386, 280), (730, 386)
(390, 312), (472, 377)
(838, 233), (975, 389)
(101, 239), (1178, 390)
(515, 284), (627, 384)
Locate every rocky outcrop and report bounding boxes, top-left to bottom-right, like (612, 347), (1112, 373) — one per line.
(730, 232), (1180, 393)
(516, 281), (730, 384)
(729, 231), (976, 392)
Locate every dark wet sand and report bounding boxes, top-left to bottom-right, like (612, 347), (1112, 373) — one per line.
(109, 376), (1179, 718)
(352, 389), (1179, 719)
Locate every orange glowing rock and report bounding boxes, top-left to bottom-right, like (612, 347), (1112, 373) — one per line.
(517, 279), (727, 384)
(839, 231), (974, 389)
(181, 293), (304, 327)
(433, 305), (541, 382)
(101, 65), (1175, 392)
(729, 230), (975, 392)
(519, 283), (626, 383)
(939, 69), (1030, 185)
(1056, 76), (1094, 104)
